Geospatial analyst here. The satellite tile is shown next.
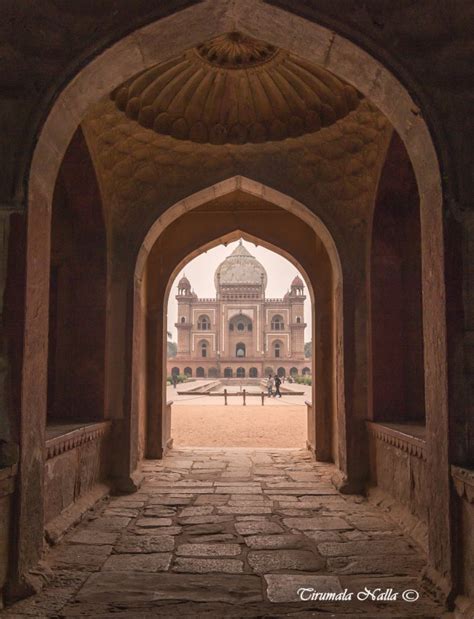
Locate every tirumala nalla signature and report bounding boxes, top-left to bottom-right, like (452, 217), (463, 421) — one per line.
(297, 587), (420, 602)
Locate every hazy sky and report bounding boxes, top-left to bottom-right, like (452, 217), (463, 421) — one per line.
(167, 239), (311, 340)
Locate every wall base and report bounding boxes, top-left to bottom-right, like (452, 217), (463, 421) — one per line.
(45, 482), (111, 545)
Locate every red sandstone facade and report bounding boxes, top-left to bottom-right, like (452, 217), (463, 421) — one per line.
(168, 241), (311, 379)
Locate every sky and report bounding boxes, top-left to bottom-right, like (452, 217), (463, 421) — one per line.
(167, 239), (312, 340)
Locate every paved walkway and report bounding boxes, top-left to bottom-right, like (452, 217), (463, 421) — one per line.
(4, 449), (446, 617)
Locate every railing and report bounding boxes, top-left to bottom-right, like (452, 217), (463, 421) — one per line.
(451, 465), (474, 503)
(45, 421), (111, 460)
(163, 401), (173, 452)
(366, 421), (426, 460)
(306, 401), (315, 454)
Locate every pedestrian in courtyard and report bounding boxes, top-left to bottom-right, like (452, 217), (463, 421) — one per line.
(267, 374), (274, 397)
(172, 374), (177, 389)
(274, 373), (282, 398)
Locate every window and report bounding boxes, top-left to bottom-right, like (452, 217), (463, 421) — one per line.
(171, 367), (179, 376)
(198, 315), (211, 330)
(274, 341), (281, 358)
(224, 367), (233, 378)
(196, 367), (205, 378)
(184, 367), (192, 377)
(290, 367), (298, 376)
(277, 367), (286, 377)
(271, 315), (284, 330)
(200, 341), (208, 358)
(236, 343), (246, 357)
(237, 322), (244, 331)
(237, 367), (245, 378)
(249, 367), (258, 378)
(181, 316), (186, 323)
(296, 317), (301, 324)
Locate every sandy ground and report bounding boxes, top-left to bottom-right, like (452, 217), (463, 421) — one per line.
(171, 404), (307, 448)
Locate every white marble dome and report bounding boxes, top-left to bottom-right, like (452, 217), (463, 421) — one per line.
(215, 241), (267, 289)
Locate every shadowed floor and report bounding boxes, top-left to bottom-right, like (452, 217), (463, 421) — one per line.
(2, 448), (447, 618)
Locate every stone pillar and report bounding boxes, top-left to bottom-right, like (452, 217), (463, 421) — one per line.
(0, 210), (18, 466)
(145, 308), (165, 458)
(106, 258), (142, 492)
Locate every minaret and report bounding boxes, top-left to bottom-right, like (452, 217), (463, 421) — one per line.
(175, 274), (193, 355)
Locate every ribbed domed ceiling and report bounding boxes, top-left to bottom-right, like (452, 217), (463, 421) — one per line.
(111, 32), (361, 145)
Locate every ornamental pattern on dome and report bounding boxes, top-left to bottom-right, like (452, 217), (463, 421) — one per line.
(215, 242), (267, 290)
(196, 32), (278, 68)
(111, 32), (361, 145)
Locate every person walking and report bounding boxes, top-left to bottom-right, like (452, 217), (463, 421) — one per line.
(274, 373), (282, 398)
(266, 374), (274, 397)
(172, 374), (177, 389)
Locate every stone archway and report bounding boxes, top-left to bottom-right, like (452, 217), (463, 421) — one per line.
(135, 187), (339, 472)
(18, 0), (449, 594)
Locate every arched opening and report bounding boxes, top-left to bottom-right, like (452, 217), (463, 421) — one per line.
(271, 315), (284, 330)
(47, 129), (107, 426)
(224, 367), (233, 378)
(184, 367), (192, 377)
(249, 367), (258, 378)
(199, 340), (208, 358)
(290, 367), (298, 376)
(235, 342), (246, 358)
(18, 2), (453, 599)
(196, 367), (205, 378)
(277, 367), (286, 377)
(302, 367), (311, 376)
(236, 367), (245, 378)
(208, 367), (218, 378)
(171, 367), (180, 377)
(273, 340), (282, 359)
(197, 315), (211, 330)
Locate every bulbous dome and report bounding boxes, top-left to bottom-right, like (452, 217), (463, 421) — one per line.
(111, 32), (360, 145)
(178, 275), (191, 289)
(291, 275), (304, 287)
(215, 241), (267, 289)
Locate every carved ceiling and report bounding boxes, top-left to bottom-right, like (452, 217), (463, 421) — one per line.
(111, 32), (361, 145)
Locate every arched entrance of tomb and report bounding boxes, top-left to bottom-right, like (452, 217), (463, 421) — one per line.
(133, 182), (341, 469)
(17, 0), (453, 596)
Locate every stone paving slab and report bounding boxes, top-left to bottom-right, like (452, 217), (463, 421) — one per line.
(102, 553), (172, 572)
(176, 543), (241, 556)
(247, 549), (325, 574)
(3, 447), (446, 617)
(265, 574), (343, 603)
(75, 572), (262, 603)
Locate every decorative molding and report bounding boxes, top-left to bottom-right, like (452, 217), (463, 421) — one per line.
(45, 422), (111, 460)
(366, 421), (426, 460)
(451, 465), (474, 503)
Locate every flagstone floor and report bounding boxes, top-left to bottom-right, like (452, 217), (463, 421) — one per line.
(3, 448), (448, 618)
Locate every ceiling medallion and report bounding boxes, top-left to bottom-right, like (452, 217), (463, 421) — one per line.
(196, 32), (278, 68)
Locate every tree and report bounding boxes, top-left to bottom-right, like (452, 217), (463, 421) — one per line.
(304, 341), (312, 358)
(167, 341), (177, 357)
(167, 330), (177, 357)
